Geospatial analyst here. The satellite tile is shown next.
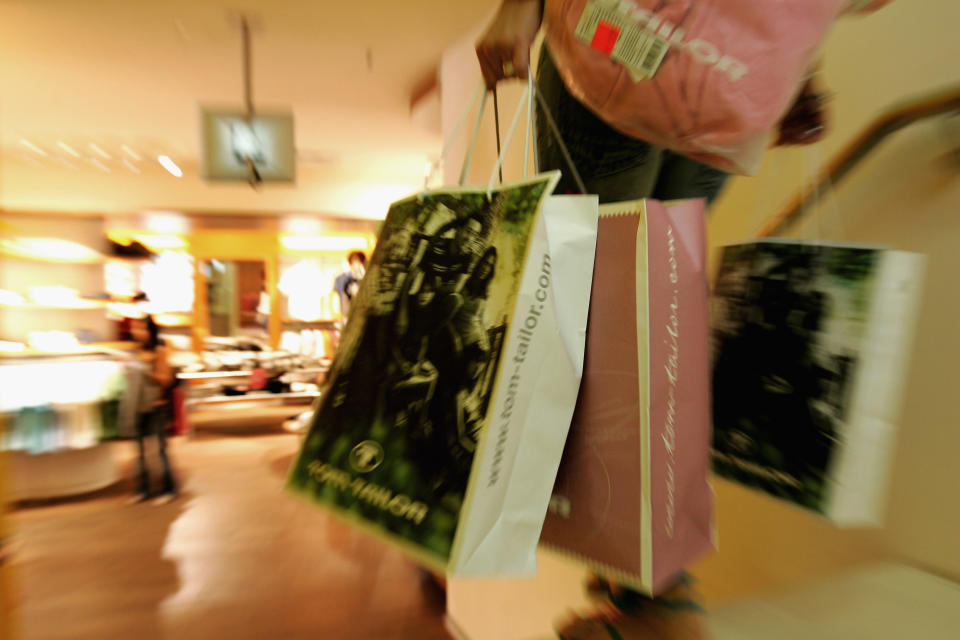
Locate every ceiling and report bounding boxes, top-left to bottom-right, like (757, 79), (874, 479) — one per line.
(0, 0), (498, 218)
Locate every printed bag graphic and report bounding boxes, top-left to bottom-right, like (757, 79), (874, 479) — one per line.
(711, 241), (924, 524)
(288, 172), (599, 574)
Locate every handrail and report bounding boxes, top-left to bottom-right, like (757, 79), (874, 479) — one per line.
(759, 84), (960, 237)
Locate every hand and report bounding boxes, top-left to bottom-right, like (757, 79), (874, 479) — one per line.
(475, 0), (543, 88)
(776, 76), (831, 146)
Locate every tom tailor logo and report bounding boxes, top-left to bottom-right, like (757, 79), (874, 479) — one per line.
(306, 460), (429, 525)
(349, 440), (384, 473)
(548, 494), (571, 519)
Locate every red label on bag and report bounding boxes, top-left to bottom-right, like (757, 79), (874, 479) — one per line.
(591, 20), (620, 55)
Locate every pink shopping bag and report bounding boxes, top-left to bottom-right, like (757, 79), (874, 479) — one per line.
(544, 0), (893, 174)
(540, 197), (714, 595)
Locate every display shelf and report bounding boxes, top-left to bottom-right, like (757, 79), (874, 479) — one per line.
(0, 301), (107, 311)
(0, 248), (105, 265)
(177, 366), (329, 382)
(0, 342), (135, 360)
(5, 443), (119, 501)
(186, 391), (319, 408)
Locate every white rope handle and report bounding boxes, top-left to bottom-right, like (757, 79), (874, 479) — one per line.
(422, 81), (486, 194)
(459, 90), (488, 186)
(523, 72), (533, 179)
(487, 83), (531, 198)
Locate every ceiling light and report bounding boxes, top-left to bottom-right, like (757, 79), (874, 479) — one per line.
(20, 139), (48, 157)
(143, 211), (189, 234)
(122, 157), (141, 174)
(89, 157), (111, 173)
(57, 141), (81, 158)
(282, 216), (323, 236)
(0, 290), (25, 306)
(89, 142), (112, 159)
(158, 155), (183, 177)
(0, 341), (26, 354)
(121, 144), (143, 162)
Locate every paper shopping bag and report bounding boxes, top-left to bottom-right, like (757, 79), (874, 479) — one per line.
(287, 172), (600, 575)
(711, 241), (924, 525)
(540, 198), (715, 595)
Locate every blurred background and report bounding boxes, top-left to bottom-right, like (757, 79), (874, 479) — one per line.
(2, 1), (959, 639)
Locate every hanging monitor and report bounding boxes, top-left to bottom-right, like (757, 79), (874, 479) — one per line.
(201, 109), (295, 183)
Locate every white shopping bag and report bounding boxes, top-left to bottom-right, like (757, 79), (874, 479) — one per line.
(454, 193), (598, 574)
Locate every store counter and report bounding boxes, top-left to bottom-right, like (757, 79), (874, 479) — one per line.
(0, 346), (129, 500)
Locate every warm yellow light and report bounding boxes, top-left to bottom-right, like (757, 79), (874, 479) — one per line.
(0, 290), (25, 306)
(0, 341), (25, 353)
(347, 185), (416, 218)
(122, 157), (141, 174)
(20, 139), (48, 157)
(89, 142), (112, 160)
(121, 144), (143, 161)
(280, 235), (373, 252)
(135, 234), (187, 250)
(1, 237), (103, 263)
(158, 155), (183, 177)
(57, 141), (81, 158)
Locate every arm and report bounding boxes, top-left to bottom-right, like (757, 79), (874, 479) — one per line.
(776, 62), (830, 146)
(475, 0), (545, 88)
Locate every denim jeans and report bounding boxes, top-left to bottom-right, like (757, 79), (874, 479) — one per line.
(136, 404), (176, 496)
(536, 47), (729, 205)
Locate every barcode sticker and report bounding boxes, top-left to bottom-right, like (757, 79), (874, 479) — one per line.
(575, 0), (670, 81)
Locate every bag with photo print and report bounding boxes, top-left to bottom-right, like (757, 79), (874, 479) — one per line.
(711, 241), (924, 525)
(287, 85), (599, 575)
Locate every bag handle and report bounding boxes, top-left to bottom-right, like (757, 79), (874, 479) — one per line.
(487, 82), (531, 198)
(423, 72), (588, 197)
(422, 81), (487, 195)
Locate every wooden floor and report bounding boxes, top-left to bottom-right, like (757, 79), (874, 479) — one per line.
(7, 432), (451, 640)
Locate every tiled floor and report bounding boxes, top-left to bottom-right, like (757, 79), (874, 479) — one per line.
(9, 431), (451, 640)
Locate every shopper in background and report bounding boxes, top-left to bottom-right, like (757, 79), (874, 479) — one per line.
(129, 313), (177, 505)
(333, 250), (367, 320)
(256, 271), (271, 330)
(477, 1), (890, 638)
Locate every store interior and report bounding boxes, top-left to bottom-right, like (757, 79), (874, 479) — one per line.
(2, 1), (960, 639)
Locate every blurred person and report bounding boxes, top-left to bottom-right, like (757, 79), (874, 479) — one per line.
(476, 1), (891, 637)
(256, 271), (271, 330)
(333, 250), (367, 320)
(129, 313), (177, 504)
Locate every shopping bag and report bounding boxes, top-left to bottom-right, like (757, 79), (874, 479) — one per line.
(711, 241), (924, 525)
(287, 171), (599, 575)
(543, 0), (893, 174)
(540, 197), (715, 596)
